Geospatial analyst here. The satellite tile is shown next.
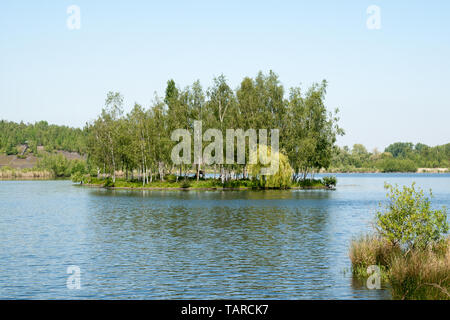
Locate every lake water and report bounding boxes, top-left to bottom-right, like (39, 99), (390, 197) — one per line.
(1, 174), (449, 299)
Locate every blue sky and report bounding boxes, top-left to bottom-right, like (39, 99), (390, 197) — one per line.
(0, 0), (449, 151)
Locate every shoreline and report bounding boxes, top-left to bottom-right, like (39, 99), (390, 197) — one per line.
(80, 183), (332, 191)
(1, 170), (450, 182)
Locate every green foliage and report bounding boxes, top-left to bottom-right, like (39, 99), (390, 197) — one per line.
(166, 174), (177, 183)
(283, 80), (344, 177)
(103, 177), (115, 187)
(5, 143), (18, 155)
(71, 172), (86, 184)
(37, 153), (70, 177)
(70, 159), (87, 175)
(222, 179), (258, 188)
(293, 179), (325, 188)
(376, 183), (449, 250)
(350, 186), (450, 300)
(385, 142), (414, 158)
(322, 176), (337, 188)
(83, 72), (342, 187)
(0, 120), (86, 154)
(88, 167), (98, 177)
(331, 142), (450, 172)
(85, 177), (308, 190)
(181, 179), (191, 188)
(377, 158), (417, 173)
(37, 153), (87, 177)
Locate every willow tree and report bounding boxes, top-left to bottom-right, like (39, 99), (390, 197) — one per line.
(236, 71), (286, 179)
(249, 145), (293, 189)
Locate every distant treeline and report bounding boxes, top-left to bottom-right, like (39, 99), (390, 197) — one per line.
(331, 142), (450, 172)
(2, 71), (449, 177)
(0, 120), (86, 154)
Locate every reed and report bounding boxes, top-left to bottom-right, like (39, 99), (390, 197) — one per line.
(389, 238), (450, 300)
(350, 235), (449, 300)
(0, 167), (53, 179)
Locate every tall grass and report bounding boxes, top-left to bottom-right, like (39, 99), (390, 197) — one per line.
(350, 236), (450, 300)
(349, 235), (400, 277)
(389, 238), (449, 300)
(0, 167), (52, 179)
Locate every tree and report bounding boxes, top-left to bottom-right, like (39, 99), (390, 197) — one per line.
(207, 74), (237, 182)
(285, 80), (343, 179)
(249, 145), (293, 189)
(80, 72), (345, 185)
(187, 80), (206, 180)
(128, 104), (149, 184)
(86, 91), (124, 182)
(385, 142), (414, 158)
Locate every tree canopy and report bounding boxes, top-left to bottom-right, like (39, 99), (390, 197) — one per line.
(83, 71), (343, 184)
(0, 120), (86, 154)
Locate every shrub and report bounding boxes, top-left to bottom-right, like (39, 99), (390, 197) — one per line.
(103, 177), (114, 187)
(376, 183), (448, 250)
(181, 179), (191, 188)
(37, 153), (71, 177)
(166, 174), (177, 183)
(89, 167), (98, 177)
(5, 144), (18, 155)
(71, 172), (84, 184)
(322, 176), (337, 188)
(377, 158), (417, 172)
(294, 179), (323, 188)
(70, 159), (87, 175)
(36, 153), (88, 177)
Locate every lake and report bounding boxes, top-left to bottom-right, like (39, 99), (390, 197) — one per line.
(1, 173), (449, 299)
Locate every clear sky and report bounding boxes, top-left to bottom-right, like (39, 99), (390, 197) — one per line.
(0, 0), (449, 151)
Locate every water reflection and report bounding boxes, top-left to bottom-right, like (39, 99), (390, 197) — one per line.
(81, 188), (341, 298)
(5, 175), (447, 298)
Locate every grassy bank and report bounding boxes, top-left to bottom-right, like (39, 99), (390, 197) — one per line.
(77, 176), (332, 190)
